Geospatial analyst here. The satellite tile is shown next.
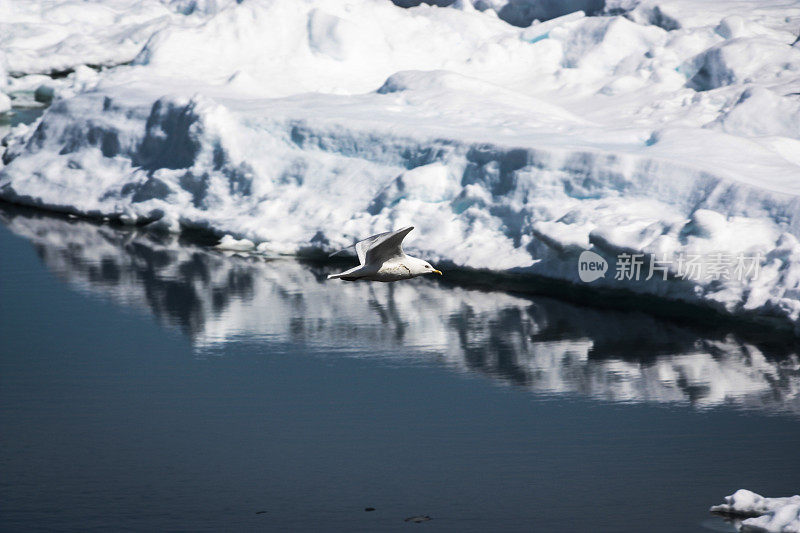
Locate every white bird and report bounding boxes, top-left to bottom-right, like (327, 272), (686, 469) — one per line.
(327, 226), (442, 282)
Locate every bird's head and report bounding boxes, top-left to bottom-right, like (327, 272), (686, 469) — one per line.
(411, 258), (442, 277)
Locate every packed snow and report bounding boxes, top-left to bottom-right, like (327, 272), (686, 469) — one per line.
(712, 490), (800, 533)
(4, 207), (800, 415)
(3, 0), (800, 330)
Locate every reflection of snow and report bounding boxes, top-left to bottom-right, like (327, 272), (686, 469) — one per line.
(3, 207), (799, 416)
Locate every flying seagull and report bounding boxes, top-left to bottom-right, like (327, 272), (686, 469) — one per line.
(327, 226), (442, 282)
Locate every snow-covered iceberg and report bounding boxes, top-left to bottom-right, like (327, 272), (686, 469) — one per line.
(4, 205), (800, 415)
(3, 0), (800, 331)
(711, 490), (800, 533)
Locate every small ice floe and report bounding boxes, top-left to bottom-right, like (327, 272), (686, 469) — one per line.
(403, 515), (432, 523)
(214, 234), (255, 252)
(711, 490), (800, 532)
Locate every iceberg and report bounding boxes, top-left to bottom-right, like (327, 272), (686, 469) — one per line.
(2, 0), (800, 331)
(711, 490), (800, 533)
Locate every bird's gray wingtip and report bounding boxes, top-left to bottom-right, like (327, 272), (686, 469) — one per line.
(329, 243), (356, 257)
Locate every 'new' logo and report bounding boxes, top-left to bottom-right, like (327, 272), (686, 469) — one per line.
(578, 250), (608, 283)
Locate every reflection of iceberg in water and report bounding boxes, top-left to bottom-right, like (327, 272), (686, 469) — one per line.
(3, 205), (799, 416)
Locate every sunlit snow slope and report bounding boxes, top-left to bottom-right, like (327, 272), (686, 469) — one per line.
(2, 0), (800, 330)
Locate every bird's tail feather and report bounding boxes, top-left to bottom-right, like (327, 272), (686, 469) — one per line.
(327, 265), (363, 281)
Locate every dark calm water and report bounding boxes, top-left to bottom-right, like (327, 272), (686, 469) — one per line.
(1, 204), (799, 532)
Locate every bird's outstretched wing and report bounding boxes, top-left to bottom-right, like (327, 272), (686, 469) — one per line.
(365, 226), (414, 265)
(328, 229), (397, 265)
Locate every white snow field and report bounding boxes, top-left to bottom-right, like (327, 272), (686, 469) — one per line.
(712, 490), (800, 533)
(2, 0), (800, 330)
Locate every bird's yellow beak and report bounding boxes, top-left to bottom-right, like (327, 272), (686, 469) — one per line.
(433, 269), (443, 276)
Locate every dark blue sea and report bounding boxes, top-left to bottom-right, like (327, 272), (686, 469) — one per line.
(1, 204), (798, 532)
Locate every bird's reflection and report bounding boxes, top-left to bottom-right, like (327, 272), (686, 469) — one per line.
(2, 204), (799, 416)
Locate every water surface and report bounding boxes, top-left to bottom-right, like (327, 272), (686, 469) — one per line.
(1, 205), (799, 532)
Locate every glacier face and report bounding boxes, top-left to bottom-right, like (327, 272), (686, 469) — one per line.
(3, 206), (800, 416)
(2, 0), (800, 330)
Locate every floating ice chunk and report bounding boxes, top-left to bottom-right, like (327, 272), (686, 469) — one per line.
(711, 489), (800, 516)
(215, 235), (255, 252)
(741, 504), (800, 533)
(712, 490), (800, 533)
